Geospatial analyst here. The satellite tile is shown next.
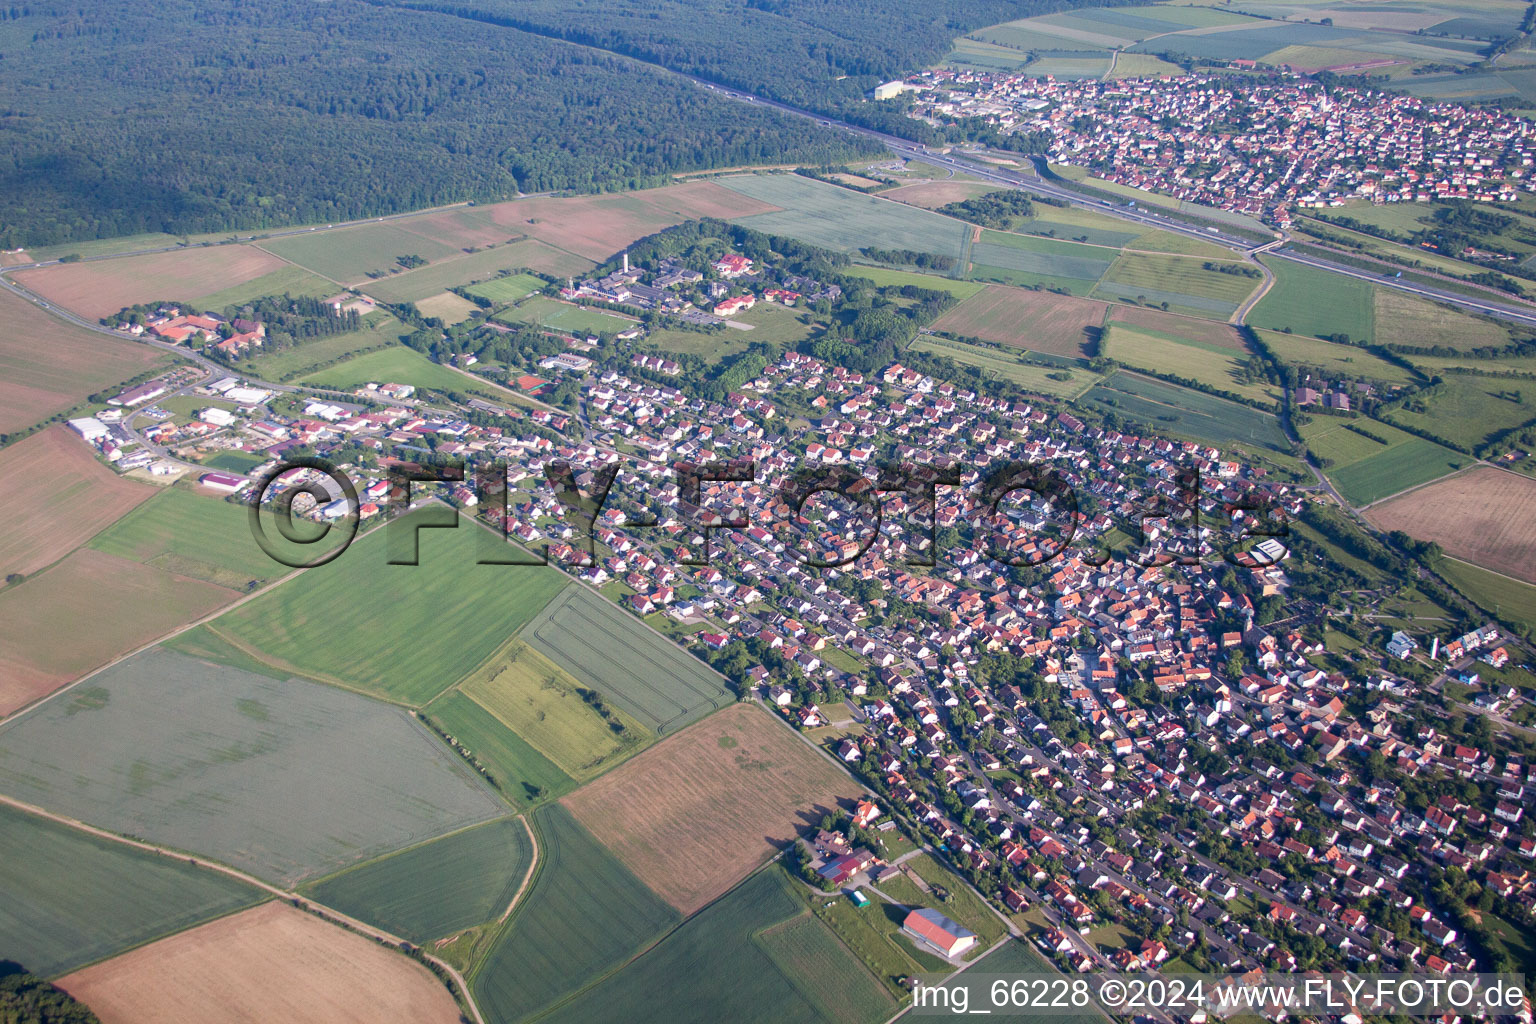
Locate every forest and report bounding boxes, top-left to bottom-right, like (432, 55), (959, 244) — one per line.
(0, 0), (867, 247)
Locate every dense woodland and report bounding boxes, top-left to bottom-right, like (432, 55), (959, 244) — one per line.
(0, 0), (866, 247)
(0, 967), (99, 1024)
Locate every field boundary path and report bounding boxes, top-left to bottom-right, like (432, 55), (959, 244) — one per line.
(0, 792), (488, 1024)
(497, 816), (541, 925)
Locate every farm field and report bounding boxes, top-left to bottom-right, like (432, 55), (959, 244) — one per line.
(1367, 467), (1536, 583)
(57, 902), (462, 1024)
(1254, 328), (1418, 384)
(481, 179), (783, 261)
(11, 245), (290, 319)
(0, 646), (507, 885)
(1102, 321), (1277, 404)
(1382, 371), (1536, 452)
(88, 486), (289, 590)
(882, 181), (1001, 209)
(416, 291), (480, 324)
(1252, 257), (1375, 342)
(471, 804), (681, 1024)
(958, 939), (1108, 1021)
(305, 816), (533, 944)
(207, 514), (570, 705)
(0, 548), (235, 717)
(464, 273), (548, 306)
(458, 639), (651, 781)
(1305, 420), (1469, 506)
(246, 314), (412, 382)
(1078, 371), (1291, 452)
(0, 425), (155, 581)
(719, 174), (970, 260)
(563, 703), (859, 914)
(913, 337), (1106, 399)
(1375, 290), (1512, 352)
(0, 802), (262, 978)
(1092, 251), (1259, 318)
(419, 691), (576, 807)
(260, 223), (466, 284)
(0, 289), (169, 435)
(843, 265), (985, 300)
(1437, 557), (1536, 635)
(495, 295), (636, 336)
(303, 344), (493, 398)
(538, 867), (895, 1024)
(360, 240), (595, 304)
(192, 264), (337, 310)
(930, 283), (1108, 357)
(523, 584), (733, 734)
(973, 228), (1114, 285)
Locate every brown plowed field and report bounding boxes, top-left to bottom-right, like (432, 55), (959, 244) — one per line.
(1367, 466), (1536, 584)
(13, 246), (288, 318)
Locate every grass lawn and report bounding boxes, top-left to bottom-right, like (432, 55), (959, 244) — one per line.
(1375, 290), (1512, 352)
(464, 273), (548, 306)
(261, 223), (464, 283)
(361, 240), (595, 304)
(1383, 372), (1536, 452)
(200, 450), (267, 473)
(902, 853), (1009, 948)
(193, 264), (337, 309)
(1255, 328), (1418, 384)
(303, 344), (483, 396)
(496, 295), (636, 336)
(243, 315), (411, 382)
(1437, 557), (1536, 635)
(1298, 416), (1469, 505)
(644, 327), (752, 365)
(1252, 256), (1375, 342)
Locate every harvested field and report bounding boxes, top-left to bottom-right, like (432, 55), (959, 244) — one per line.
(0, 646), (506, 885)
(57, 901), (462, 1024)
(0, 801), (262, 978)
(1367, 467), (1536, 583)
(1102, 323), (1277, 404)
(0, 425), (156, 580)
(563, 703), (859, 914)
(0, 549), (234, 717)
(883, 181), (1001, 210)
(523, 584), (733, 734)
(12, 246), (288, 319)
(930, 284), (1107, 358)
(0, 289), (167, 434)
(481, 180), (781, 261)
(1375, 291), (1511, 352)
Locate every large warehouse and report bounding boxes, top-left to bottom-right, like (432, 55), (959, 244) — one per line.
(902, 907), (978, 958)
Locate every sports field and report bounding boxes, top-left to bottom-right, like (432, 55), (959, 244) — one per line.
(261, 223), (466, 284)
(1255, 328), (1417, 384)
(88, 486), (289, 590)
(538, 867), (895, 1024)
(302, 342), (486, 397)
(306, 816), (534, 944)
(57, 901), (462, 1024)
(1079, 372), (1290, 452)
(464, 273), (547, 306)
(1103, 322), (1276, 404)
(458, 639), (651, 781)
(564, 704), (859, 914)
(930, 283), (1108, 357)
(0, 425), (156, 580)
(523, 584), (733, 734)
(0, 289), (168, 434)
(1252, 257), (1375, 342)
(1367, 467), (1536, 582)
(0, 548), (235, 717)
(471, 803), (681, 1024)
(719, 174), (970, 260)
(0, 802), (262, 978)
(1383, 371), (1536, 452)
(913, 337), (1106, 399)
(207, 515), (570, 705)
(360, 240), (595, 304)
(0, 647), (507, 885)
(496, 295), (636, 336)
(11, 245), (289, 318)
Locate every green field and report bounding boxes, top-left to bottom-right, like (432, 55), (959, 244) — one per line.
(305, 816), (533, 944)
(1438, 557), (1536, 635)
(261, 224), (465, 282)
(914, 337), (1105, 398)
(472, 803), (681, 1024)
(235, 314), (411, 382)
(719, 174), (970, 261)
(809, 887), (950, 992)
(1253, 257), (1375, 342)
(537, 867), (896, 1024)
(959, 938), (1109, 1022)
(1094, 251), (1259, 318)
(200, 450), (267, 473)
(1255, 327), (1418, 384)
(523, 584), (733, 734)
(421, 691), (576, 807)
(1103, 323), (1276, 403)
(902, 854), (1009, 949)
(0, 802), (265, 978)
(360, 241), (596, 304)
(464, 273), (548, 306)
(0, 647), (505, 886)
(458, 640), (651, 781)
(1376, 290), (1512, 353)
(497, 295), (636, 336)
(975, 229), (1114, 280)
(302, 344), (486, 396)
(208, 514), (569, 705)
(643, 326), (753, 365)
(1079, 371), (1291, 452)
(88, 486), (288, 590)
(1319, 433), (1469, 505)
(193, 263), (338, 309)
(1383, 372), (1536, 452)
